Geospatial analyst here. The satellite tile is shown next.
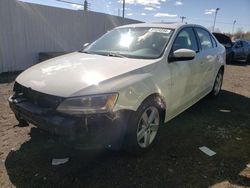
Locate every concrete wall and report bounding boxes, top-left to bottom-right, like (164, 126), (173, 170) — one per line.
(0, 0), (141, 73)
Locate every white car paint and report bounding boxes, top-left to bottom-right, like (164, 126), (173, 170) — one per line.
(16, 52), (156, 97)
(15, 23), (226, 123)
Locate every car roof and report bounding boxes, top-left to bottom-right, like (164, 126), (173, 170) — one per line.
(117, 22), (205, 30)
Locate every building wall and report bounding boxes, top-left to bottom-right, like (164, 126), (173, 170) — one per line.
(0, 0), (141, 73)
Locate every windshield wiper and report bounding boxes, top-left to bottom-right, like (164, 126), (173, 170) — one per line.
(107, 52), (127, 58)
(80, 50), (92, 54)
(81, 50), (127, 58)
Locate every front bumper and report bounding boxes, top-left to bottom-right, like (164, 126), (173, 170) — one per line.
(9, 95), (131, 149)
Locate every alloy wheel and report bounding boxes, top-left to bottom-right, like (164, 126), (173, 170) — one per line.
(214, 72), (223, 95)
(136, 106), (160, 148)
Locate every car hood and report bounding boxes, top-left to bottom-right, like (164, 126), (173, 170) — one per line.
(16, 52), (157, 97)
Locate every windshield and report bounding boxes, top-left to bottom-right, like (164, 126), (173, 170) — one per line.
(83, 27), (173, 59)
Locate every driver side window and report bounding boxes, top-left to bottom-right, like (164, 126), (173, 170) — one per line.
(172, 28), (198, 52)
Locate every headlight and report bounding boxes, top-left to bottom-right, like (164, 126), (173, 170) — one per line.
(57, 93), (118, 115)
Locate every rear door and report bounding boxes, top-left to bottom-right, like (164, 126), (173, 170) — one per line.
(194, 27), (216, 94)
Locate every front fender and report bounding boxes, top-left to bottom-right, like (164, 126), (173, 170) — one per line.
(69, 63), (165, 113)
(113, 73), (164, 112)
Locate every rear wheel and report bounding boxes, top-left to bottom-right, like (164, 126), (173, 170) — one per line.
(124, 97), (164, 153)
(226, 53), (232, 64)
(15, 115), (29, 127)
(247, 54), (250, 64)
(209, 69), (223, 97)
(231, 52), (235, 63)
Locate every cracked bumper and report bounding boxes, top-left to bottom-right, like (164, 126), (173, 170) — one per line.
(9, 95), (132, 149)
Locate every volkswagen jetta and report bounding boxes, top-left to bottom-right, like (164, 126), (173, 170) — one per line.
(9, 23), (226, 152)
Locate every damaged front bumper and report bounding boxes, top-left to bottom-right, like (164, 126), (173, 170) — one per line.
(8, 94), (131, 149)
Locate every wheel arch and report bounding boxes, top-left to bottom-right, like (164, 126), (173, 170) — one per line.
(219, 65), (225, 74)
(212, 65), (224, 86)
(136, 93), (167, 123)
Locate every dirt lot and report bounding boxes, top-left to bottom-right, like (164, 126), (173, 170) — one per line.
(0, 62), (250, 188)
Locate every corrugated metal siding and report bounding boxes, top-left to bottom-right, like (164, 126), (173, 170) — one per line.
(0, 0), (141, 73)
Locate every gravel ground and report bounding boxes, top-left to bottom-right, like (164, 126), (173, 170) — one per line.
(0, 62), (250, 188)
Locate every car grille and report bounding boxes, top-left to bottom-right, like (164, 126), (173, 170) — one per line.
(13, 82), (65, 109)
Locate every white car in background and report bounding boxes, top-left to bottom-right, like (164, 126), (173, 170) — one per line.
(9, 23), (226, 153)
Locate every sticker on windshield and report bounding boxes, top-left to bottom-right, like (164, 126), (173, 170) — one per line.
(149, 28), (171, 34)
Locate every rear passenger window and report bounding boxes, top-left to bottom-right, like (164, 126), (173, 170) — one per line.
(172, 28), (198, 52)
(196, 28), (213, 50)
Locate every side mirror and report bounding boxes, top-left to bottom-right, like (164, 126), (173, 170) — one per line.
(79, 43), (90, 51)
(169, 49), (196, 62)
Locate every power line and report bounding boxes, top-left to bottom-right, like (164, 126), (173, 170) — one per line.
(55, 0), (90, 10)
(186, 17), (250, 27)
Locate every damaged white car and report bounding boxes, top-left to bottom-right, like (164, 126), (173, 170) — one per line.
(9, 23), (225, 152)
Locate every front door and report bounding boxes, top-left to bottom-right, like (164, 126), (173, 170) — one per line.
(167, 27), (201, 117)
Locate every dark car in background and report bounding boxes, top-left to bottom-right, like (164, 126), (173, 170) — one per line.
(232, 40), (250, 63)
(213, 32), (233, 63)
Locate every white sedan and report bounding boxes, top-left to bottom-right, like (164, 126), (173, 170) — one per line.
(9, 23), (226, 152)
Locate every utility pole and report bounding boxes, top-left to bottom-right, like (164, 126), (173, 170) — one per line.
(180, 16), (186, 23)
(212, 8), (220, 32)
(122, 0), (125, 18)
(84, 0), (88, 11)
(118, 8), (120, 17)
(56, 0), (89, 11)
(232, 20), (236, 35)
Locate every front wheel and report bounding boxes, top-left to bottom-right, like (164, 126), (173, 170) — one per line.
(209, 69), (223, 97)
(123, 97), (164, 153)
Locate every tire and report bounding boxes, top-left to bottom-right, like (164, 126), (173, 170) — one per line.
(231, 52), (235, 63)
(226, 53), (232, 64)
(15, 115), (29, 127)
(247, 54), (250, 64)
(209, 69), (224, 98)
(123, 96), (164, 153)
